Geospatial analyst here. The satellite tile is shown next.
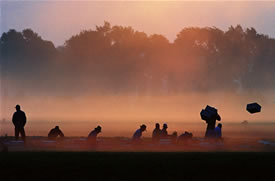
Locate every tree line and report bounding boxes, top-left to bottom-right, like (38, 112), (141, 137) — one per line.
(1, 22), (275, 95)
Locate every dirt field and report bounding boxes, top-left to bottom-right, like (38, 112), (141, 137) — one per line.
(2, 136), (275, 152)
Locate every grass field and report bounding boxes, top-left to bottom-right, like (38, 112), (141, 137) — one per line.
(1, 152), (275, 181)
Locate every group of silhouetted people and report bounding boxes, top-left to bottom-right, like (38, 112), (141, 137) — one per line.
(11, 104), (102, 145)
(10, 104), (222, 146)
(132, 123), (193, 145)
(152, 123), (177, 142)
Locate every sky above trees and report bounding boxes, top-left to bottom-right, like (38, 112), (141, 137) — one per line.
(1, 1), (275, 46)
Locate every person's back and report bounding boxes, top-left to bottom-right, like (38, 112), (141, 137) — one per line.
(88, 129), (99, 138)
(133, 128), (142, 140)
(48, 126), (64, 139)
(132, 124), (146, 144)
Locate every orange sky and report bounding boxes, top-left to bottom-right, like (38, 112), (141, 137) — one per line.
(1, 1), (275, 136)
(1, 1), (275, 46)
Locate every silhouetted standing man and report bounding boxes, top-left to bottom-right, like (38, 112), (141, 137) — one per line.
(12, 105), (27, 140)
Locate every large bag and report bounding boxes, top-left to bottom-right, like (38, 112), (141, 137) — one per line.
(246, 103), (261, 114)
(200, 105), (218, 121)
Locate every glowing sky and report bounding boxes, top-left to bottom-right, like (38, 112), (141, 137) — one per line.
(1, 1), (275, 46)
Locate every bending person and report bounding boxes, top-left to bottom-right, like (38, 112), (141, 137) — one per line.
(48, 126), (64, 139)
(132, 124), (147, 144)
(88, 126), (102, 145)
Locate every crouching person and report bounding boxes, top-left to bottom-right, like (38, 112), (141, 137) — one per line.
(177, 131), (193, 145)
(132, 124), (147, 145)
(48, 126), (64, 140)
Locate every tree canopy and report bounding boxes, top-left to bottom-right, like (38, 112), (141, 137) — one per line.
(1, 22), (275, 95)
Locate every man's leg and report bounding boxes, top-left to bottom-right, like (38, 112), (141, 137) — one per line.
(20, 128), (26, 141)
(205, 128), (210, 138)
(15, 127), (19, 140)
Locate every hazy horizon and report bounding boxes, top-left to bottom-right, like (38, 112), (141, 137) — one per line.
(1, 1), (275, 137)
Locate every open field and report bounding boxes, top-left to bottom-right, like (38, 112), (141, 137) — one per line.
(1, 152), (275, 181)
(2, 135), (275, 152)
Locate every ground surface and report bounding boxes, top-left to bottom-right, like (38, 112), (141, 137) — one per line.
(1, 152), (275, 181)
(2, 136), (275, 152)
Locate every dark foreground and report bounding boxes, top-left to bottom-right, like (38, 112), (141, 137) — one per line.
(1, 152), (275, 181)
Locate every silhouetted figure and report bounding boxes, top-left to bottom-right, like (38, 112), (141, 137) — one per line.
(178, 131), (193, 145)
(201, 105), (221, 138)
(160, 123), (168, 138)
(205, 114), (221, 138)
(215, 123), (222, 139)
(241, 120), (248, 125)
(12, 105), (26, 141)
(171, 131), (178, 144)
(132, 124), (147, 144)
(48, 126), (64, 139)
(88, 126), (102, 144)
(152, 123), (161, 143)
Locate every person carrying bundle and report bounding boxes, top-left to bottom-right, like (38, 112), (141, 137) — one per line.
(200, 105), (221, 138)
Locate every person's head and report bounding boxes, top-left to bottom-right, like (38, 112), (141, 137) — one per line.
(55, 126), (59, 130)
(218, 123), (222, 129)
(95, 126), (102, 133)
(140, 124), (147, 132)
(163, 123), (168, 130)
(15, 105), (21, 111)
(155, 123), (160, 129)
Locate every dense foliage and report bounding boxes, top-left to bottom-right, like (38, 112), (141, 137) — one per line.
(1, 22), (275, 95)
